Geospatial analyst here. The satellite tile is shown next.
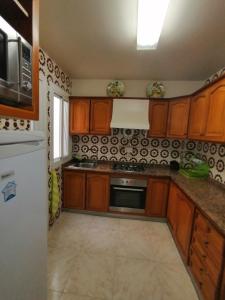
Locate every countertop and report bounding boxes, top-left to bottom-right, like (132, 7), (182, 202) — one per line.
(64, 161), (225, 236)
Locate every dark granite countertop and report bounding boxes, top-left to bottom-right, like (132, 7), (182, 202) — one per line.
(64, 161), (225, 236)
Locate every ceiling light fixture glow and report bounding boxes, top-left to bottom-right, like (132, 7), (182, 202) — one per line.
(137, 0), (170, 50)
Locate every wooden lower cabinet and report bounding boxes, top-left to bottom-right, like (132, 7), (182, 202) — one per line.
(146, 178), (169, 217)
(189, 210), (225, 300)
(167, 182), (195, 260)
(86, 173), (110, 212)
(63, 171), (86, 209)
(167, 182), (179, 232)
(220, 267), (225, 300)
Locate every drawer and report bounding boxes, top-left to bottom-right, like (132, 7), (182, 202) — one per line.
(191, 230), (208, 254)
(194, 211), (210, 234)
(201, 272), (217, 300)
(204, 255), (222, 286)
(207, 225), (224, 260)
(189, 250), (204, 287)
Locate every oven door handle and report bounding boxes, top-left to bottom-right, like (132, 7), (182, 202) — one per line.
(112, 187), (145, 192)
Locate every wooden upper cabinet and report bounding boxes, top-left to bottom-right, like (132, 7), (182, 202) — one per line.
(86, 173), (109, 212)
(90, 99), (112, 135)
(148, 101), (168, 137)
(167, 98), (190, 138)
(63, 171), (86, 209)
(188, 91), (209, 140)
(204, 79), (225, 142)
(70, 98), (90, 134)
(176, 191), (194, 259)
(146, 178), (169, 217)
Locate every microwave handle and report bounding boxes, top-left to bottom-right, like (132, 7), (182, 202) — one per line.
(5, 37), (21, 87)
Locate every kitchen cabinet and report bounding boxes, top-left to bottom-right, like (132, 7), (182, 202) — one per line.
(167, 97), (190, 138)
(167, 182), (194, 260)
(148, 100), (168, 137)
(188, 91), (209, 140)
(167, 182), (178, 232)
(90, 99), (112, 135)
(63, 171), (86, 209)
(70, 98), (90, 134)
(204, 79), (225, 142)
(146, 178), (169, 217)
(86, 173), (110, 212)
(189, 210), (225, 300)
(69, 98), (112, 135)
(220, 267), (225, 300)
(0, 0), (39, 120)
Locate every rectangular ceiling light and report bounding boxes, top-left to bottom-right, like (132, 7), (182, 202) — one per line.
(137, 0), (170, 50)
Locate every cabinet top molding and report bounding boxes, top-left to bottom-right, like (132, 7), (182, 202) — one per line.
(70, 75), (225, 101)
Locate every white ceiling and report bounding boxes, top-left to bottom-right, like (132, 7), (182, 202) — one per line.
(40, 0), (225, 80)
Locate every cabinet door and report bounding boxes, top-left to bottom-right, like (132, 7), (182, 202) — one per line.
(149, 101), (168, 137)
(63, 171), (86, 209)
(70, 98), (90, 134)
(176, 191), (194, 259)
(167, 98), (190, 138)
(167, 183), (178, 232)
(86, 173), (109, 212)
(146, 178), (169, 217)
(90, 99), (112, 135)
(188, 91), (209, 140)
(204, 79), (225, 142)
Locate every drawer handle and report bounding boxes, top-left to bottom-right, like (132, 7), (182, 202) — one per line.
(202, 254), (207, 259)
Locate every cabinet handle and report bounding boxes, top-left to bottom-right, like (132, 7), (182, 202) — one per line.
(200, 267), (204, 272)
(204, 241), (209, 245)
(202, 254), (207, 259)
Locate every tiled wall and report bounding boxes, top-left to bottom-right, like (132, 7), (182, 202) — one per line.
(72, 129), (183, 165)
(39, 49), (72, 226)
(0, 48), (72, 226)
(72, 131), (225, 185)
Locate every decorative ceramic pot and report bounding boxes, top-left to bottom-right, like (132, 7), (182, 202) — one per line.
(106, 80), (125, 97)
(146, 81), (165, 98)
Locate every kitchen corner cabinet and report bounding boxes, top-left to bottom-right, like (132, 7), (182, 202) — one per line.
(167, 182), (195, 260)
(167, 97), (190, 138)
(146, 178), (169, 217)
(63, 171), (86, 209)
(189, 210), (225, 300)
(90, 99), (112, 135)
(70, 99), (90, 134)
(69, 98), (112, 135)
(204, 79), (225, 142)
(148, 100), (168, 137)
(86, 173), (109, 212)
(188, 90), (209, 140)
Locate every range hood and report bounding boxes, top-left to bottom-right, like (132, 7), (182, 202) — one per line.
(110, 99), (149, 130)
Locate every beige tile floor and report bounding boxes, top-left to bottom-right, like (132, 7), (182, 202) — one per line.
(48, 212), (198, 300)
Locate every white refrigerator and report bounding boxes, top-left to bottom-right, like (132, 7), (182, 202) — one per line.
(0, 131), (48, 300)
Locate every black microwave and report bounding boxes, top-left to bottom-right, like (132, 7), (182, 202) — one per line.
(0, 16), (32, 108)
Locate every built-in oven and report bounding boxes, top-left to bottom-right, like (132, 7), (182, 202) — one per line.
(110, 177), (147, 214)
(0, 16), (32, 107)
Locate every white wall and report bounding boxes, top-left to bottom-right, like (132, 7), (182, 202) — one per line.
(72, 79), (203, 98)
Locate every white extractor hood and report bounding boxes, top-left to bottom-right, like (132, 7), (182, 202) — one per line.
(110, 99), (150, 130)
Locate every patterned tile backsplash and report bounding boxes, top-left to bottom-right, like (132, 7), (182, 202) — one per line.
(72, 129), (225, 185)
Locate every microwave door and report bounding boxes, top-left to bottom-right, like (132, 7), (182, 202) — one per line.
(0, 32), (20, 106)
(0, 29), (7, 82)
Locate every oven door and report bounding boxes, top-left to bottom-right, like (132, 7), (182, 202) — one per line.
(110, 185), (146, 213)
